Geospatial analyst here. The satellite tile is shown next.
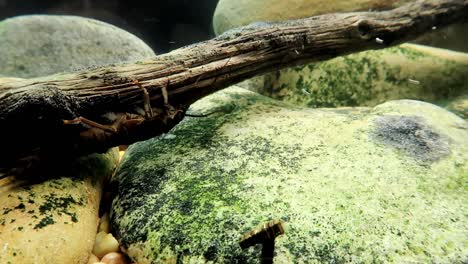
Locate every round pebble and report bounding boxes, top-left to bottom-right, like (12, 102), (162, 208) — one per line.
(92, 231), (120, 258)
(87, 253), (100, 264)
(101, 252), (128, 264)
(98, 213), (111, 233)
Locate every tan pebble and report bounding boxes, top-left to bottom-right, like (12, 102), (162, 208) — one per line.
(87, 253), (100, 264)
(92, 231), (120, 258)
(98, 213), (111, 233)
(101, 252), (128, 264)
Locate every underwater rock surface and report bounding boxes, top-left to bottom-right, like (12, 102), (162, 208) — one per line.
(212, 0), (411, 36)
(0, 151), (119, 264)
(443, 95), (468, 120)
(0, 15), (155, 78)
(0, 14), (154, 264)
(239, 44), (468, 110)
(111, 87), (467, 263)
(213, 0), (468, 118)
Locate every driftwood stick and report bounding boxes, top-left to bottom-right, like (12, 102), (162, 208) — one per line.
(0, 0), (467, 173)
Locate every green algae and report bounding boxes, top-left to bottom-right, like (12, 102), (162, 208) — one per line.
(243, 44), (468, 110)
(112, 87), (467, 263)
(0, 149), (118, 233)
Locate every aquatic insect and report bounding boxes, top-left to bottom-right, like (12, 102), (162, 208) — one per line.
(239, 219), (285, 249)
(63, 79), (186, 154)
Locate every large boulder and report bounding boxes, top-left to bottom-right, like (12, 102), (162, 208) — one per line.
(0, 15), (155, 78)
(242, 44), (468, 108)
(212, 0), (411, 36)
(111, 87), (467, 263)
(0, 15), (156, 264)
(213, 0), (468, 117)
(0, 151), (119, 264)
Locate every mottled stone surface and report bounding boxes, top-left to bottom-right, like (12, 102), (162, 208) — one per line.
(240, 44), (468, 110)
(213, 0), (468, 118)
(111, 87), (467, 263)
(0, 15), (155, 78)
(0, 14), (150, 264)
(0, 150), (119, 264)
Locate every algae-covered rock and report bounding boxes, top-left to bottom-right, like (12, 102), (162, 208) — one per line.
(0, 14), (148, 263)
(111, 87), (467, 263)
(241, 44), (468, 108)
(0, 15), (155, 78)
(213, 0), (468, 115)
(0, 150), (119, 264)
(442, 94), (468, 120)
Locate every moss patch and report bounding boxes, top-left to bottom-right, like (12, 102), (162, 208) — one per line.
(245, 44), (468, 109)
(112, 87), (467, 263)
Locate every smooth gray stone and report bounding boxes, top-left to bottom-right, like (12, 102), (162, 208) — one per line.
(0, 15), (155, 78)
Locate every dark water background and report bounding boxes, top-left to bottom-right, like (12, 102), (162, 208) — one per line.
(0, 0), (219, 53)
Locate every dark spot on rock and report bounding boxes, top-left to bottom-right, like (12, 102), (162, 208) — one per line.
(14, 203), (25, 210)
(371, 115), (450, 162)
(70, 212), (78, 223)
(179, 200), (193, 215)
(3, 208), (12, 215)
(34, 215), (55, 229)
(203, 243), (219, 261)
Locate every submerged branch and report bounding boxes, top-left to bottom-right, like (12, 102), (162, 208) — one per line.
(0, 0), (467, 174)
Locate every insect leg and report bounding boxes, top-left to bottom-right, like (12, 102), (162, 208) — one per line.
(162, 79), (170, 106)
(160, 79), (184, 119)
(63, 117), (117, 133)
(133, 80), (154, 118)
